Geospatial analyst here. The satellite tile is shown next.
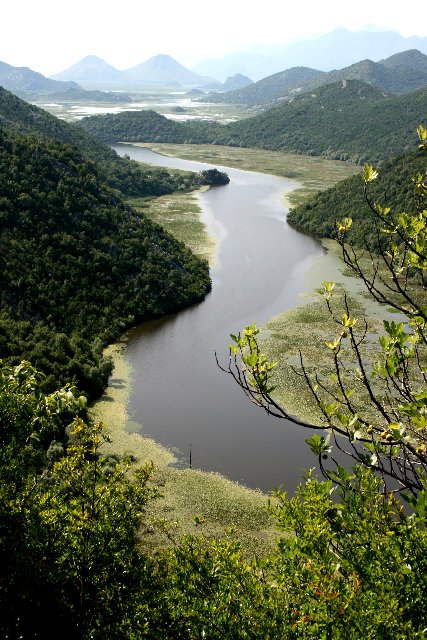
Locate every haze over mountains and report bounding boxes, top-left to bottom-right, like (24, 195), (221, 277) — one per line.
(51, 54), (215, 88)
(1, 27), (427, 96)
(192, 27), (427, 81)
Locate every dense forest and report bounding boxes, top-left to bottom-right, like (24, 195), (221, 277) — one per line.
(0, 126), (211, 396)
(78, 80), (427, 163)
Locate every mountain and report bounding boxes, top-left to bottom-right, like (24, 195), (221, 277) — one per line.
(52, 53), (216, 88)
(51, 54), (122, 83)
(203, 66), (325, 106)
(307, 49), (427, 96)
(120, 54), (213, 87)
(221, 74), (253, 92)
(222, 80), (427, 162)
(202, 50), (427, 106)
(78, 80), (427, 164)
(192, 28), (427, 81)
(0, 60), (80, 96)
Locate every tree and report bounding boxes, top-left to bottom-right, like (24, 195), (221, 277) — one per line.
(221, 126), (427, 497)
(0, 361), (156, 639)
(197, 168), (230, 186)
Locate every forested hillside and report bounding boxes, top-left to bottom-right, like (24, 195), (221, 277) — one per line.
(202, 66), (325, 106)
(287, 148), (426, 248)
(222, 80), (427, 162)
(0, 127), (211, 396)
(0, 87), (203, 198)
(78, 80), (427, 164)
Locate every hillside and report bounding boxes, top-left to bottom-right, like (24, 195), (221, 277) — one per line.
(201, 50), (427, 106)
(0, 87), (203, 198)
(0, 127), (211, 397)
(222, 80), (427, 162)
(203, 66), (325, 106)
(0, 60), (81, 96)
(287, 148), (427, 249)
(78, 80), (427, 164)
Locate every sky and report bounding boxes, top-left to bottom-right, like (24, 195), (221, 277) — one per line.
(2, 0), (426, 76)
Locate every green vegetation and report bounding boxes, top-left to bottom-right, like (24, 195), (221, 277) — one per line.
(222, 81), (427, 163)
(0, 127), (210, 396)
(2, 79), (427, 637)
(78, 80), (427, 164)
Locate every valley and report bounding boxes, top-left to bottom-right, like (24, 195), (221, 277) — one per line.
(1, 21), (427, 635)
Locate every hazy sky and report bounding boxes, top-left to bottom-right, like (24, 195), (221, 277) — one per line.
(2, 0), (425, 76)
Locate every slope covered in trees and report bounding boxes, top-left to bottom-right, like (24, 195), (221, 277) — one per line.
(0, 127), (211, 396)
(78, 80), (427, 164)
(0, 87), (203, 198)
(222, 80), (427, 162)
(288, 148), (427, 248)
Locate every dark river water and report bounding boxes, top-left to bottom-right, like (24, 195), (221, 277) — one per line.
(113, 144), (327, 493)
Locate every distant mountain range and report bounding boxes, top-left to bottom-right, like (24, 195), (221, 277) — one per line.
(202, 49), (427, 106)
(51, 54), (216, 88)
(191, 27), (427, 81)
(0, 59), (133, 102)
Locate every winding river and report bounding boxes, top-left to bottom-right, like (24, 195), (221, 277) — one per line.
(113, 144), (328, 492)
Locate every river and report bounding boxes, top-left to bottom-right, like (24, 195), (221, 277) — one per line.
(113, 144), (328, 492)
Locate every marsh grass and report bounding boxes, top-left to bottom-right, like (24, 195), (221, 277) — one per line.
(128, 190), (217, 265)
(134, 143), (359, 207)
(259, 241), (385, 424)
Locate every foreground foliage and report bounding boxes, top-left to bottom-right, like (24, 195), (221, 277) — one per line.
(2, 360), (427, 638)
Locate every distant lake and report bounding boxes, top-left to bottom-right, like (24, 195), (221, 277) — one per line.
(113, 144), (327, 493)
